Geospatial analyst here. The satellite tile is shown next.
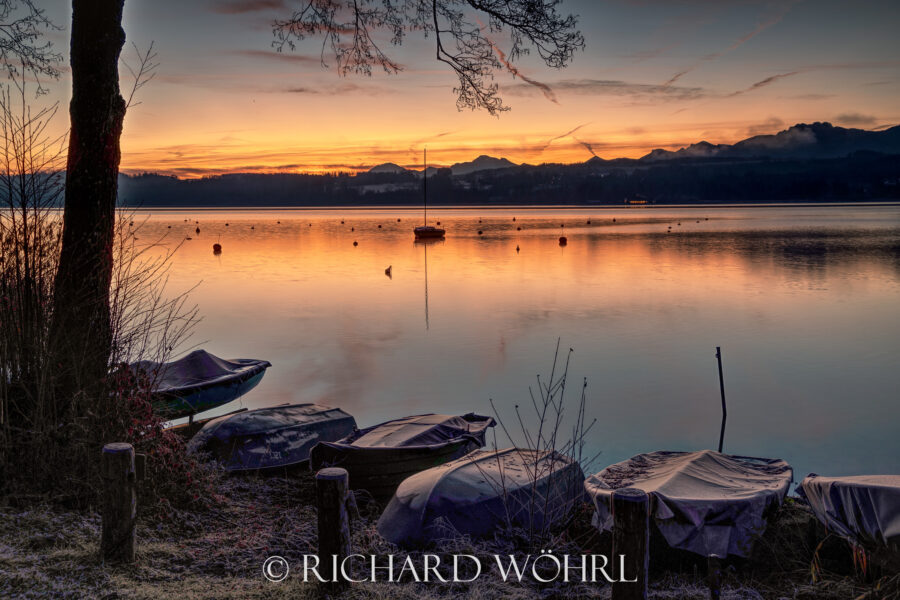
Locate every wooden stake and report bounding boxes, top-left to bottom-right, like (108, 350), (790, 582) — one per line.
(716, 346), (727, 453)
(316, 467), (351, 593)
(708, 554), (722, 600)
(612, 487), (649, 600)
(100, 442), (136, 563)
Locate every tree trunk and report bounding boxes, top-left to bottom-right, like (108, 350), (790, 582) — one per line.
(51, 0), (127, 408)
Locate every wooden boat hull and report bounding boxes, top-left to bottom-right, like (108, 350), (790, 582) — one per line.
(311, 437), (481, 498)
(310, 412), (495, 498)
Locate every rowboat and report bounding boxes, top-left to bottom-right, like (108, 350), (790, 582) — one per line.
(132, 349), (271, 419)
(187, 403), (357, 472)
(377, 447), (585, 547)
(584, 449), (793, 558)
(310, 413), (495, 498)
(799, 474), (900, 550)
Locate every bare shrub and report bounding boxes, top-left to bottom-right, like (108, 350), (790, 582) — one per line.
(475, 339), (598, 550)
(0, 67), (214, 512)
(0, 77), (65, 486)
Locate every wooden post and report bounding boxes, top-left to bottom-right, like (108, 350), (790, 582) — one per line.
(612, 487), (649, 600)
(316, 468), (351, 593)
(100, 442), (136, 563)
(707, 554), (722, 600)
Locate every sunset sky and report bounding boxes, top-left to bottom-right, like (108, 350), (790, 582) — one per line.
(35, 0), (900, 176)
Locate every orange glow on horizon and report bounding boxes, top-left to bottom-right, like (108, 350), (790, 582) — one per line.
(117, 125), (776, 178)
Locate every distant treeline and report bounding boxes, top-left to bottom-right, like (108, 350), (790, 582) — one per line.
(118, 152), (900, 207)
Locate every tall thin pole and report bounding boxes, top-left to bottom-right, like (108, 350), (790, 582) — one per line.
(424, 242), (429, 330)
(716, 346), (727, 453)
(423, 147), (427, 227)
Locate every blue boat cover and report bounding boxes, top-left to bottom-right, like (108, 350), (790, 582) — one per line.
(133, 349), (271, 394)
(799, 474), (900, 549)
(585, 450), (792, 558)
(377, 447), (585, 547)
(188, 403), (356, 471)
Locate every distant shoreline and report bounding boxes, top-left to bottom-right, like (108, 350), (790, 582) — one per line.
(117, 201), (900, 212)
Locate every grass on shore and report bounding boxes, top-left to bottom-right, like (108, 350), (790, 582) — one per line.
(0, 471), (895, 600)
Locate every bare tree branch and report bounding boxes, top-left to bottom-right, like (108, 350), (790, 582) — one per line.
(0, 1), (63, 95)
(272, 0), (584, 115)
(122, 41), (160, 110)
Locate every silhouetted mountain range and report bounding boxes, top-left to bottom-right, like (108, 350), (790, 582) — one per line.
(119, 122), (900, 206)
(639, 122), (900, 162)
(369, 154), (518, 176)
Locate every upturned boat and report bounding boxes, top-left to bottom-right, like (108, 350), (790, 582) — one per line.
(377, 447), (585, 547)
(188, 402), (357, 472)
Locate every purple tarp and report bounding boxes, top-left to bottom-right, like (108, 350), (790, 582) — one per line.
(585, 450), (793, 558)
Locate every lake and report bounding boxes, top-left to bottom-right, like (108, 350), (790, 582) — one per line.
(136, 204), (900, 481)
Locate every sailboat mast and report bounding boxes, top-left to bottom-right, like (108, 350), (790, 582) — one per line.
(423, 147), (427, 227)
(424, 242), (429, 330)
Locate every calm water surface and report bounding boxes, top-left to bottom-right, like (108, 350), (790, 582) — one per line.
(138, 205), (900, 482)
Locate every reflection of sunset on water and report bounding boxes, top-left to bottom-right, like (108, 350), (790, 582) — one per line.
(132, 205), (900, 480)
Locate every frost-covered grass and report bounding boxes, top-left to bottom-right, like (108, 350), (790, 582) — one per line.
(0, 473), (890, 599)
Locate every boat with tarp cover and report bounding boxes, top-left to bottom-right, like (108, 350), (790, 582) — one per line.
(799, 474), (900, 551)
(187, 403), (357, 472)
(377, 447), (585, 547)
(311, 413), (495, 498)
(132, 349), (271, 419)
(584, 449), (793, 558)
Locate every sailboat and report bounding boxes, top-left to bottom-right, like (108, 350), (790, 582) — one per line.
(414, 148), (445, 239)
